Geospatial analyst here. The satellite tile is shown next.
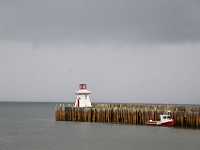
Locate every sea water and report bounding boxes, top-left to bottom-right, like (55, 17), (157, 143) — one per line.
(0, 102), (200, 150)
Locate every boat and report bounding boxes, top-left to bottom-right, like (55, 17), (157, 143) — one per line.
(146, 113), (175, 127)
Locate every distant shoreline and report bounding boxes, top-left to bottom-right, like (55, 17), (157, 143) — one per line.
(0, 101), (199, 106)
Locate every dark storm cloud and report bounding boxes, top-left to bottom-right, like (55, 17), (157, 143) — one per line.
(0, 0), (200, 43)
(0, 0), (200, 104)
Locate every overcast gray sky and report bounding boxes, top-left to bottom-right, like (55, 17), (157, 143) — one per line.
(0, 0), (200, 104)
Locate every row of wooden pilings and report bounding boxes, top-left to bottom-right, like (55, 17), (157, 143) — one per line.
(55, 103), (200, 129)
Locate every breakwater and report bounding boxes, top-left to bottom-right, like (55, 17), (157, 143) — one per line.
(55, 103), (200, 129)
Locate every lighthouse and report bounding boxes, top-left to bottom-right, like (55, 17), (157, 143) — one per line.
(74, 84), (92, 107)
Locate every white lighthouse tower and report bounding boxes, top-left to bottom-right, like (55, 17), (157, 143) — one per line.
(74, 84), (92, 107)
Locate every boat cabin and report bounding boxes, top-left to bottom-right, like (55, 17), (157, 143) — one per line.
(160, 114), (172, 121)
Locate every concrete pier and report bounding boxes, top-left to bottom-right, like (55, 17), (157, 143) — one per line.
(55, 103), (200, 129)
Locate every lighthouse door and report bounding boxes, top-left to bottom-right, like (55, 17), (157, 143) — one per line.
(77, 99), (79, 107)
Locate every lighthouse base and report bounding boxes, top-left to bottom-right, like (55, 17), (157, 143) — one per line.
(74, 95), (92, 107)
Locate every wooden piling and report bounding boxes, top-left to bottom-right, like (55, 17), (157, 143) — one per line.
(55, 103), (200, 129)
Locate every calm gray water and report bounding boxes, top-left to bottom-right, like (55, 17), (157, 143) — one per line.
(0, 102), (200, 150)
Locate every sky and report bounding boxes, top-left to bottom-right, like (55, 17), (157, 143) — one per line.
(0, 0), (200, 104)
